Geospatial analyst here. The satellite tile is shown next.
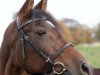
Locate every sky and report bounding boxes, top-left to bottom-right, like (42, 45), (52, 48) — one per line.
(0, 0), (100, 45)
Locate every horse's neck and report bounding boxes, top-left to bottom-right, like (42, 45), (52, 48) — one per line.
(2, 51), (29, 75)
(0, 45), (30, 75)
(0, 22), (27, 75)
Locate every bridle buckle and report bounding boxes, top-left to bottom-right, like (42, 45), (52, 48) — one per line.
(53, 62), (66, 74)
(25, 36), (30, 42)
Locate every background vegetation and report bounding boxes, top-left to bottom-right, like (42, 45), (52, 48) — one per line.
(76, 45), (100, 68)
(58, 19), (100, 68)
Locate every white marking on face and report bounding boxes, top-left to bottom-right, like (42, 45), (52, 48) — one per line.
(46, 21), (55, 27)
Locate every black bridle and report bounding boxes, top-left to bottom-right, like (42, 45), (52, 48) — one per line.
(16, 11), (73, 74)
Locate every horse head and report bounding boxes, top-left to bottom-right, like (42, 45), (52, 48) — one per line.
(0, 0), (93, 75)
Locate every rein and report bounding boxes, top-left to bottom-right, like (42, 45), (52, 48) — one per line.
(16, 15), (73, 74)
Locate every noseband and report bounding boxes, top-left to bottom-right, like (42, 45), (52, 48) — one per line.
(16, 12), (73, 74)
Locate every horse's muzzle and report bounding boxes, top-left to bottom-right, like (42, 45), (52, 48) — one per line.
(45, 70), (72, 75)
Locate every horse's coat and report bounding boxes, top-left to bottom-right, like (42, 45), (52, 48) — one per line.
(0, 0), (93, 75)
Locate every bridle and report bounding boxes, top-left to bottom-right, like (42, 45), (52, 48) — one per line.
(16, 10), (73, 74)
(16, 17), (73, 75)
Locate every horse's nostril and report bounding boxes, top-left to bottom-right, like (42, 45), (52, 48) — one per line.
(80, 63), (90, 74)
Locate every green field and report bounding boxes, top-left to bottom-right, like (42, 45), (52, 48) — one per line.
(75, 45), (100, 68)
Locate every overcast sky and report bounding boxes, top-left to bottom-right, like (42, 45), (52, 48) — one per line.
(0, 0), (100, 45)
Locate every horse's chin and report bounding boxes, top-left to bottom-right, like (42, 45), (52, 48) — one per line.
(31, 71), (72, 75)
(32, 73), (44, 75)
(63, 71), (72, 75)
(31, 69), (72, 75)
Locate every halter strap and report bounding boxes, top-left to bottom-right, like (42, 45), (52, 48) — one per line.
(51, 43), (73, 62)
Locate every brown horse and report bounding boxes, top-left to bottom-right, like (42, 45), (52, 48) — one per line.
(0, 0), (93, 75)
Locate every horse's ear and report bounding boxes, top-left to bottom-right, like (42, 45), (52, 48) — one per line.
(34, 0), (47, 11)
(18, 0), (34, 22)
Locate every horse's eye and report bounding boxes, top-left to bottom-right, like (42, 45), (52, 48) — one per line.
(36, 30), (46, 36)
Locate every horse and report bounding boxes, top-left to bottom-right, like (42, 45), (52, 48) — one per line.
(0, 0), (93, 75)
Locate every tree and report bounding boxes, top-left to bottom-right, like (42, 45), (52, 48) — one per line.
(58, 20), (74, 42)
(69, 24), (93, 43)
(59, 19), (93, 44)
(95, 23), (100, 41)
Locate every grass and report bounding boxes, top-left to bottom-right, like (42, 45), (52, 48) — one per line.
(75, 45), (100, 68)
